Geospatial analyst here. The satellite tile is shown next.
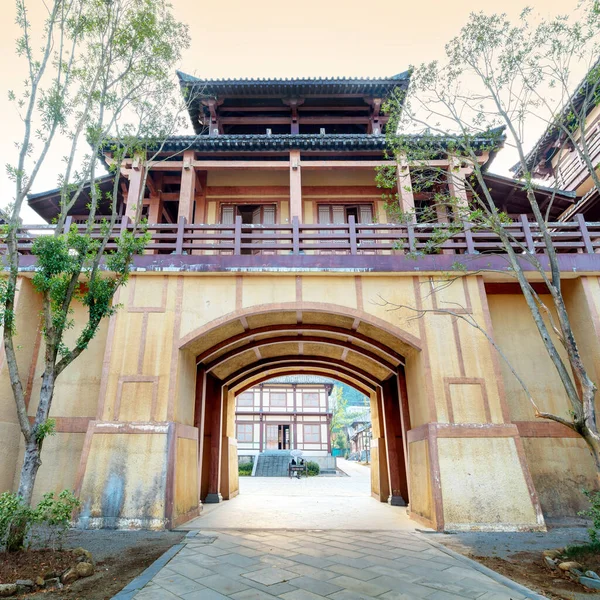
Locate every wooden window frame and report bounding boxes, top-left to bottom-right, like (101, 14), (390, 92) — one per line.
(236, 423), (253, 442)
(269, 391), (287, 407)
(220, 202), (278, 224)
(237, 392), (253, 407)
(302, 392), (319, 408)
(303, 424), (321, 443)
(316, 203), (375, 224)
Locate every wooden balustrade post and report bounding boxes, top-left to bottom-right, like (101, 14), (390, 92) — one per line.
(520, 214), (535, 253)
(463, 221), (475, 254)
(576, 214), (594, 254)
(348, 215), (358, 255)
(292, 216), (300, 255)
(175, 216), (186, 254)
(234, 215), (242, 255)
(407, 222), (416, 254)
(119, 215), (130, 236)
(62, 216), (73, 235)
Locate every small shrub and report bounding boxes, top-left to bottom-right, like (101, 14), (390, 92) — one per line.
(0, 492), (34, 552)
(306, 461), (320, 477)
(0, 490), (80, 552)
(580, 489), (600, 543)
(239, 463), (253, 477)
(34, 490), (81, 550)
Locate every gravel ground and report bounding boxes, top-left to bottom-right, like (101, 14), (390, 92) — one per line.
(59, 528), (185, 561)
(427, 526), (591, 559)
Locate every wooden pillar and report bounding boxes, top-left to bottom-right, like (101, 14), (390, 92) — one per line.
(178, 150), (196, 223)
(194, 171), (208, 224)
(195, 367), (206, 506)
(371, 389), (390, 502)
(202, 372), (223, 503)
(448, 157), (469, 209)
(125, 157), (145, 221)
(381, 378), (408, 506)
(290, 150), (302, 221)
(396, 154), (415, 218)
(397, 367), (412, 502)
(147, 172), (164, 225)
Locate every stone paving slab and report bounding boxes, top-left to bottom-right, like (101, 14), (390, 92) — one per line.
(126, 529), (541, 600)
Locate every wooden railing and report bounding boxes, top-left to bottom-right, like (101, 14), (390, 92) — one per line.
(5, 214), (600, 256)
(556, 120), (600, 190)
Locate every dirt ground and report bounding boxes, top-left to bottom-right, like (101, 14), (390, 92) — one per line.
(25, 530), (185, 600)
(0, 549), (77, 584)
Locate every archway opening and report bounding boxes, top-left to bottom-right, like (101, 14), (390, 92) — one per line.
(178, 307), (418, 529)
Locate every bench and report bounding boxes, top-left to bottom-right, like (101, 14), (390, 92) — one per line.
(288, 462), (308, 478)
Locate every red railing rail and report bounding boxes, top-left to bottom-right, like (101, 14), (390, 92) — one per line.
(3, 214), (600, 256)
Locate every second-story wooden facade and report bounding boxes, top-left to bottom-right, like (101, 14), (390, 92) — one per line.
(235, 376), (334, 456)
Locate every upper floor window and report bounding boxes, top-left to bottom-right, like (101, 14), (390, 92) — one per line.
(302, 392), (319, 408)
(269, 392), (287, 407)
(237, 392), (253, 407)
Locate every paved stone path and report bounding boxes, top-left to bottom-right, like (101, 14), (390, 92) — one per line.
(132, 529), (532, 600)
(182, 460), (417, 531)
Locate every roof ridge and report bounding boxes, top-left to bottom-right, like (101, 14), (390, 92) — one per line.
(177, 71), (410, 83)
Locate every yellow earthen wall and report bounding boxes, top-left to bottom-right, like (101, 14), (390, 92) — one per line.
(438, 437), (538, 529)
(488, 286), (600, 517)
(408, 439), (433, 523)
(174, 437), (198, 520)
(78, 432), (168, 528)
(0, 279), (42, 493)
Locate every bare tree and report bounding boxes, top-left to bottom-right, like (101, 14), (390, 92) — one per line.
(379, 2), (600, 474)
(1, 0), (191, 547)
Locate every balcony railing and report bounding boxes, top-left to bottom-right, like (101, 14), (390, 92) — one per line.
(4, 214), (600, 256)
(556, 120), (600, 190)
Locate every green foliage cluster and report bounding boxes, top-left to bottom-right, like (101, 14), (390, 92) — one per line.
(30, 224), (149, 366)
(0, 490), (81, 553)
(238, 463), (253, 477)
(333, 432), (348, 451)
(306, 461), (320, 477)
(580, 489), (600, 544)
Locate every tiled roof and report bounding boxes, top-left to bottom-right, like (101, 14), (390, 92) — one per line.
(159, 134), (387, 152)
(134, 130), (505, 154)
(177, 71), (411, 97)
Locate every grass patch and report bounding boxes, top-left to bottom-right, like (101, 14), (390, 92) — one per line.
(563, 541), (600, 563)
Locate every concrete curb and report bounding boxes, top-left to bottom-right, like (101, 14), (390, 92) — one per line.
(416, 533), (548, 600)
(111, 541), (185, 599)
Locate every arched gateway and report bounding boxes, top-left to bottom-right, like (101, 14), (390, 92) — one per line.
(6, 71), (600, 534)
(61, 273), (548, 532)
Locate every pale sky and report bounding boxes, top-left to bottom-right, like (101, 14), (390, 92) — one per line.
(0, 0), (581, 222)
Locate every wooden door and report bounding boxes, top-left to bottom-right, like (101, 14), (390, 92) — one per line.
(266, 424), (279, 450)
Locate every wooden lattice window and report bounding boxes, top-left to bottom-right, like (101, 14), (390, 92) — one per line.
(269, 392), (287, 407)
(304, 424), (321, 443)
(302, 392), (319, 408)
(236, 423), (253, 442)
(237, 392), (253, 407)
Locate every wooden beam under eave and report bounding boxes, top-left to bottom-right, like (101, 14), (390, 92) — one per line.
(193, 161), (290, 170)
(300, 160), (395, 169)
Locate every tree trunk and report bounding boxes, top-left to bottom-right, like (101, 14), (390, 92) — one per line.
(17, 440), (42, 507)
(6, 440), (42, 552)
